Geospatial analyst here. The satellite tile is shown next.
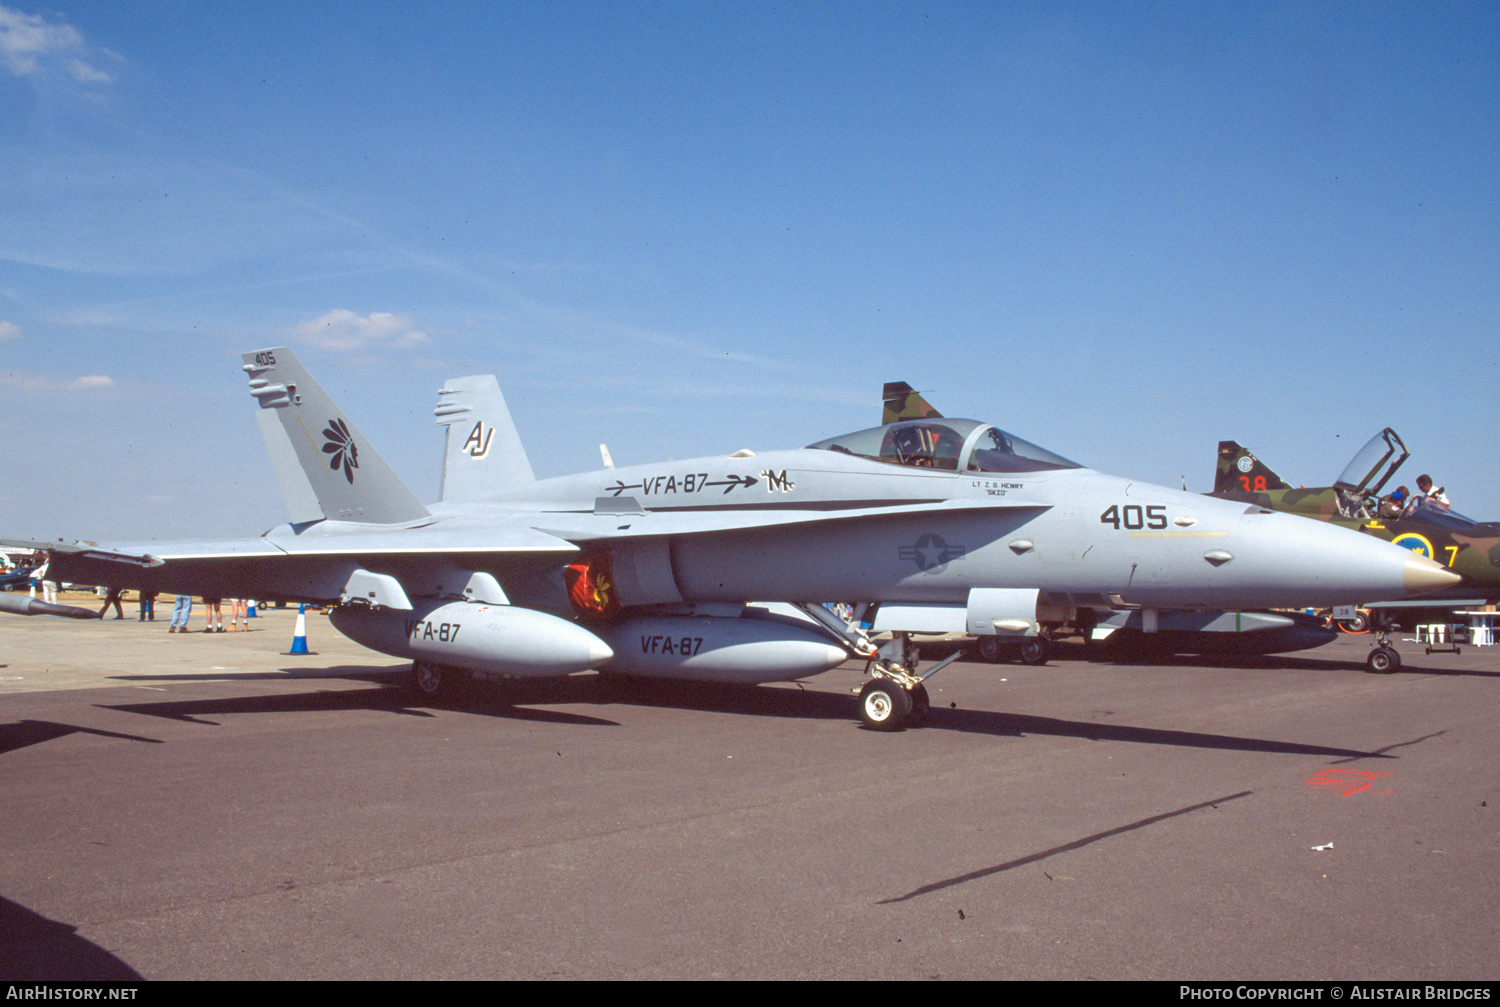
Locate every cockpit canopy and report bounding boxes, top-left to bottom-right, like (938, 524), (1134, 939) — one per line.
(1335, 428), (1409, 494)
(807, 418), (1080, 474)
(1331, 428), (1482, 528)
(1399, 495), (1483, 529)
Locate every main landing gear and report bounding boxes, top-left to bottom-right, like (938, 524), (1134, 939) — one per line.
(857, 633), (952, 731)
(411, 660), (466, 699)
(975, 633), (1051, 665)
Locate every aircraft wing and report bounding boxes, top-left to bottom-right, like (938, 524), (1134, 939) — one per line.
(4, 519), (580, 605)
(11, 497), (1047, 604)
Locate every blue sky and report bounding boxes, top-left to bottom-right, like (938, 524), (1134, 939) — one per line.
(1, 2), (1495, 541)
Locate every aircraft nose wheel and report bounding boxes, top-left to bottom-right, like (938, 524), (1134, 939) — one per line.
(1365, 646), (1401, 674)
(858, 679), (913, 731)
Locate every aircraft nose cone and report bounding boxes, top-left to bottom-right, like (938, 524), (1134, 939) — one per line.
(1402, 554), (1463, 596)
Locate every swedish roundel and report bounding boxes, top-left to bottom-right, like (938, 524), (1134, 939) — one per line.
(1391, 532), (1434, 559)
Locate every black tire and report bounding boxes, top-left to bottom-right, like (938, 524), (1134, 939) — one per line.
(908, 683), (930, 727)
(1366, 647), (1400, 674)
(1339, 613), (1370, 633)
(411, 660), (457, 698)
(1018, 637), (1050, 666)
(858, 679), (912, 731)
(976, 635), (1003, 663)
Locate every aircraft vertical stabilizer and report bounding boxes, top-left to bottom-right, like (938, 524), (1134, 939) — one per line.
(1215, 441), (1292, 495)
(435, 375), (536, 501)
(881, 381), (943, 424)
(242, 347), (431, 525)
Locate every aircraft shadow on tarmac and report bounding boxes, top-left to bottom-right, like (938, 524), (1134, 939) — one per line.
(0, 719), (163, 756)
(1155, 652), (1500, 679)
(0, 895), (143, 981)
(86, 665), (1392, 759)
(106, 664), (409, 685)
(879, 789), (1256, 905)
(1371, 662), (1500, 680)
(1045, 639), (1500, 678)
(927, 707), (1389, 758)
(94, 673), (620, 729)
(922, 639), (1500, 679)
(573, 675), (1392, 759)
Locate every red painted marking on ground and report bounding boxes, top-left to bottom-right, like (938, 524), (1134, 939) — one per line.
(1306, 768), (1394, 797)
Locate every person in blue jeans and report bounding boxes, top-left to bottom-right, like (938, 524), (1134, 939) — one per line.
(169, 595), (193, 633)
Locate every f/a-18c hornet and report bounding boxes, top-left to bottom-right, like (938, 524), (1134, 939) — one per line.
(1213, 429), (1499, 660)
(3, 352), (1459, 730)
(880, 383), (1347, 661)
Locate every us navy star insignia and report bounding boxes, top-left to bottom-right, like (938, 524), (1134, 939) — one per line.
(899, 532), (966, 572)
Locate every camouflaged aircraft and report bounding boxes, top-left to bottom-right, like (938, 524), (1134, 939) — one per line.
(3, 351), (1460, 731)
(1213, 429), (1500, 617)
(881, 380), (944, 425)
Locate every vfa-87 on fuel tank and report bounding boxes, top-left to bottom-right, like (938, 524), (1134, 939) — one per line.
(13, 350), (1458, 731)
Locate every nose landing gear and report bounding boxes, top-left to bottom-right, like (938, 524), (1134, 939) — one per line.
(1365, 630), (1401, 674)
(856, 633), (952, 730)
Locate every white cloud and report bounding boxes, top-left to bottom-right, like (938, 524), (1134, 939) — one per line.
(0, 369), (114, 392)
(0, 5), (83, 76)
(65, 57), (109, 84)
(0, 320), (19, 340)
(288, 309), (430, 351)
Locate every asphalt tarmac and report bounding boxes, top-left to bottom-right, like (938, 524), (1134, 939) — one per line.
(2, 606), (1497, 980)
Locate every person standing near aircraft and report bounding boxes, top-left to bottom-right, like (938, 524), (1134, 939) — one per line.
(98, 587), (125, 619)
(169, 594), (192, 633)
(33, 555), (58, 604)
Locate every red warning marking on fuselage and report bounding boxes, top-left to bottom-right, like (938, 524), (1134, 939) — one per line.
(1306, 768), (1394, 797)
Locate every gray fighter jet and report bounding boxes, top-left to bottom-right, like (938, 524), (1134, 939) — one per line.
(879, 382), (1344, 663)
(15, 349), (1459, 730)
